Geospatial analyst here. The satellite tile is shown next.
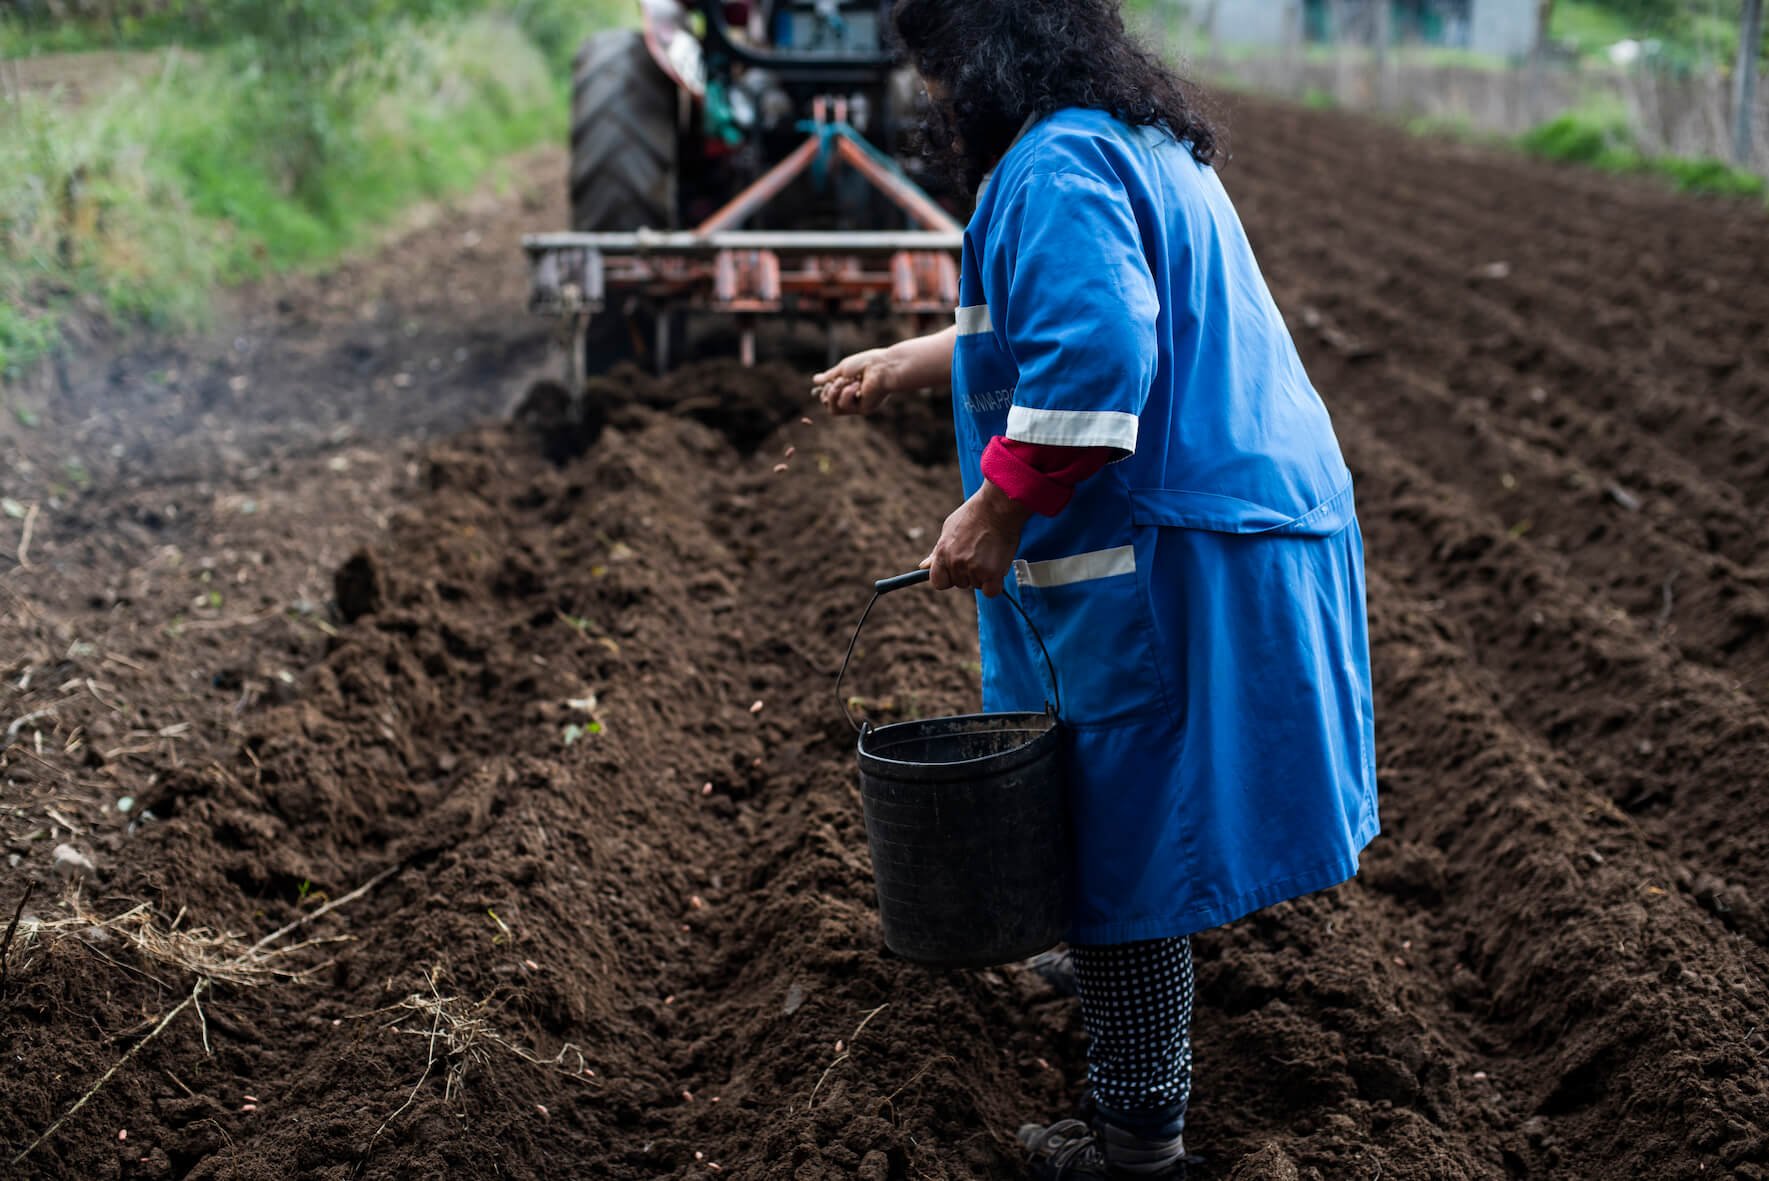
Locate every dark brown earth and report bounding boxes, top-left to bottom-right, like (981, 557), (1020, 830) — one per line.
(2, 100), (1767, 1180)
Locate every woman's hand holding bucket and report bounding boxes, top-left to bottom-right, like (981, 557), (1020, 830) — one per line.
(815, 324), (1027, 595)
(921, 480), (1030, 598)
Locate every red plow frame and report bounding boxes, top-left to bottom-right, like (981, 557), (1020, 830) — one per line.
(524, 98), (963, 373)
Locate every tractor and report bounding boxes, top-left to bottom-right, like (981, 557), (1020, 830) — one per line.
(523, 0), (962, 395)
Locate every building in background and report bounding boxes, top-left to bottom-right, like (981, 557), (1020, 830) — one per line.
(1182, 0), (1539, 60)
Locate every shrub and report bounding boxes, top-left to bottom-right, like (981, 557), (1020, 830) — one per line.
(1652, 155), (1768, 198)
(1520, 104), (1767, 201)
(1519, 107), (1639, 168)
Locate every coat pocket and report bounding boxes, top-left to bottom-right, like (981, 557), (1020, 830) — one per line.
(1011, 541), (1171, 727)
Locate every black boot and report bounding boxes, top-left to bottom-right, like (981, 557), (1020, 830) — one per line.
(1023, 947), (1079, 997)
(1017, 1114), (1187, 1179)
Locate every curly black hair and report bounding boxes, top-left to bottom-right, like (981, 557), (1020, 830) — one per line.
(892, 0), (1220, 194)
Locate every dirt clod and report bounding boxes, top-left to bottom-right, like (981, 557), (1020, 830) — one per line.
(333, 549), (383, 623)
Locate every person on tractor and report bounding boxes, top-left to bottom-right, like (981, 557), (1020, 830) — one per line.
(816, 0), (1380, 1176)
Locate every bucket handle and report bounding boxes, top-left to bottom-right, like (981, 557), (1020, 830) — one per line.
(836, 568), (1062, 734)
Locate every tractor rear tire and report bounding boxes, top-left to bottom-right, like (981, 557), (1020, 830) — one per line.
(570, 29), (676, 233)
(568, 28), (678, 373)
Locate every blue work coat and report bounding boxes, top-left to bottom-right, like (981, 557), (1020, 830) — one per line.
(952, 109), (1379, 944)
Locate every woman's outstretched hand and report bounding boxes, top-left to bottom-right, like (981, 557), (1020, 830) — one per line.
(814, 348), (899, 417)
(814, 326), (959, 418)
(923, 482), (1032, 598)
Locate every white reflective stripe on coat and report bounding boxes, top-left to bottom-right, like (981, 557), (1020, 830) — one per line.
(1006, 405), (1139, 451)
(1014, 546), (1136, 589)
(955, 304), (993, 335)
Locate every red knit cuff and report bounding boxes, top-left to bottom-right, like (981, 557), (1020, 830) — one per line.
(1003, 438), (1117, 484)
(982, 437), (1076, 517)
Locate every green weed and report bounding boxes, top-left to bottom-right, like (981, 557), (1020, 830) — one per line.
(562, 719), (604, 746)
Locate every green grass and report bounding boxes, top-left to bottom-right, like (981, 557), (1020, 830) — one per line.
(1517, 104), (1767, 199)
(1387, 45), (1510, 69)
(1550, 0), (1765, 68)
(504, 0), (631, 73)
(0, 68), (222, 379)
(1395, 94), (1764, 202)
(0, 8), (608, 383)
(1405, 112), (1486, 141)
(0, 15), (198, 57)
(0, 0), (628, 65)
(1550, 1), (1640, 55)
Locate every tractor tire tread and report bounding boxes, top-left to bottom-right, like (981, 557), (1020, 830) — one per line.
(568, 29), (676, 234)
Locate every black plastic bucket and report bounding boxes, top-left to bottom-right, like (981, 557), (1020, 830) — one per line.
(838, 571), (1072, 969)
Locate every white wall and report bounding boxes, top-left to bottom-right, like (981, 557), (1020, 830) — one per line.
(1468, 0), (1538, 59)
(1181, 0), (1537, 58)
(1207, 0), (1301, 47)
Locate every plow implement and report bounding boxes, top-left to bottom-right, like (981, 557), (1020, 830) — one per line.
(525, 99), (962, 379)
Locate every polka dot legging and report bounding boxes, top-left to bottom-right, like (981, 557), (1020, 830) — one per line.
(1071, 936), (1195, 1129)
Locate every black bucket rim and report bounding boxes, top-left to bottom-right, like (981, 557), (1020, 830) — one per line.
(857, 710), (1061, 781)
(885, 932), (1063, 971)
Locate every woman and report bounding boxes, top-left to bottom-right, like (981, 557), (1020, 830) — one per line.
(816, 2), (1378, 1177)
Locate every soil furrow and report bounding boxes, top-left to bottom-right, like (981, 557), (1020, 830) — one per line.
(1344, 413), (1769, 920)
(1306, 341), (1769, 710)
(1231, 170), (1769, 513)
(1227, 102), (1769, 313)
(1301, 267), (1763, 562)
(1230, 143), (1769, 377)
(1357, 565), (1769, 1177)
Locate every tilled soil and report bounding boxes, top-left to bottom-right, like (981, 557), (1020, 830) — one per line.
(2, 102), (1767, 1180)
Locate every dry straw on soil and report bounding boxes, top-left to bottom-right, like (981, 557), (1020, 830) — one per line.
(8, 865), (398, 1167)
(357, 963), (599, 1157)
